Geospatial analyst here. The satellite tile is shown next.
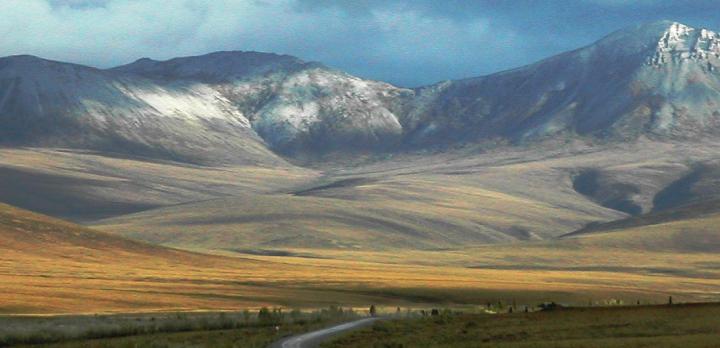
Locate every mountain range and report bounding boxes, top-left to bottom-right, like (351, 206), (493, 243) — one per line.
(1, 20), (720, 249)
(2, 20), (719, 164)
(3, 20), (720, 314)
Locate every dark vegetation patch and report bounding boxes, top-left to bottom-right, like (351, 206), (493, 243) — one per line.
(228, 249), (326, 259)
(0, 307), (359, 347)
(229, 249), (297, 257)
(292, 178), (377, 197)
(504, 226), (533, 240)
(467, 265), (714, 279)
(311, 287), (577, 307)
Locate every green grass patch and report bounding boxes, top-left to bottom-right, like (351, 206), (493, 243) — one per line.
(322, 303), (720, 347)
(1, 306), (359, 347)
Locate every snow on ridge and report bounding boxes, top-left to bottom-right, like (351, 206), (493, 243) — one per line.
(124, 83), (251, 127)
(0, 55), (253, 132)
(251, 67), (405, 148)
(648, 22), (720, 65)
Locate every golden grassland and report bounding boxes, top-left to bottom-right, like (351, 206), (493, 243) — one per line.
(2, 203), (720, 315)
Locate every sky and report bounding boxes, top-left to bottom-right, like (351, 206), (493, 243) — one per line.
(1, 0), (719, 87)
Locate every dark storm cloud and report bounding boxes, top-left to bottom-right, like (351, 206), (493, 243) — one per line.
(1, 0), (718, 87)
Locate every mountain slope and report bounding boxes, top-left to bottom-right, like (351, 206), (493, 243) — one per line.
(0, 55), (281, 164)
(0, 51), (411, 163)
(115, 51), (412, 156)
(406, 21), (720, 145)
(2, 21), (720, 163)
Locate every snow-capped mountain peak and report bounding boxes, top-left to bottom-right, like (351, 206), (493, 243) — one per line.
(649, 21), (720, 65)
(405, 20), (720, 145)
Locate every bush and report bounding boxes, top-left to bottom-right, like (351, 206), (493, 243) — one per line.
(372, 323), (392, 333)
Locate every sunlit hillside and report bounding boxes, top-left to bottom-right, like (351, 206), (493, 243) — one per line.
(2, 202), (719, 315)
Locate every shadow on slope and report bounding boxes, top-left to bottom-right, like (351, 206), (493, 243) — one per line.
(564, 199), (720, 238)
(0, 166), (160, 222)
(572, 169), (643, 215)
(653, 162), (720, 212)
(0, 148), (319, 223)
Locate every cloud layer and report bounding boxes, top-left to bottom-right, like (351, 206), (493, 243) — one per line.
(1, 0), (718, 86)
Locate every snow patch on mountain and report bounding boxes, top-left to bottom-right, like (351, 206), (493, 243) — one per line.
(0, 55), (278, 164)
(649, 22), (720, 66)
(117, 51), (410, 153)
(252, 67), (407, 151)
(124, 84), (250, 126)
